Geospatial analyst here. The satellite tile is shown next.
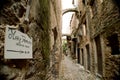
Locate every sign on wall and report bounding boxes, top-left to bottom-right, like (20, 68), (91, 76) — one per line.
(4, 26), (33, 59)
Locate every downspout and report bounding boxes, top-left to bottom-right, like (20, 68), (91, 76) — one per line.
(20, 0), (32, 33)
(24, 0), (32, 22)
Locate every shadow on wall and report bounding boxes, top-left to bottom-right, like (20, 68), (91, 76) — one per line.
(0, 74), (7, 80)
(113, 0), (120, 12)
(0, 0), (13, 10)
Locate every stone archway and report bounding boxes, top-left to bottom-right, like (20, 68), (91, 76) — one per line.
(62, 8), (78, 15)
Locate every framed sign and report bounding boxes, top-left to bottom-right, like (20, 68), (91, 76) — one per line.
(4, 26), (32, 59)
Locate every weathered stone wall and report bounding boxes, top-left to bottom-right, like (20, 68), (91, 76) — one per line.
(70, 0), (120, 79)
(0, 0), (62, 80)
(49, 0), (62, 79)
(87, 0), (120, 79)
(70, 13), (78, 34)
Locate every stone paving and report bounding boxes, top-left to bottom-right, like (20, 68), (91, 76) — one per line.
(59, 55), (95, 80)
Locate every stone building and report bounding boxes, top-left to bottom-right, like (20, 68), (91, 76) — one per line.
(0, 0), (62, 80)
(69, 0), (120, 80)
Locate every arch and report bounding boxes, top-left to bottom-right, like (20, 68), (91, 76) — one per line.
(62, 8), (78, 15)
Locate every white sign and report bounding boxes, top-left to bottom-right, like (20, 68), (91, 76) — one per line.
(4, 26), (33, 59)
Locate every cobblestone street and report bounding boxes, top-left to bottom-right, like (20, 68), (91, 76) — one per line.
(59, 55), (95, 80)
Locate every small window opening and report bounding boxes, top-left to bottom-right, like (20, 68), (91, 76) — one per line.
(82, 0), (85, 5)
(107, 34), (120, 55)
(114, 0), (120, 9)
(90, 0), (95, 6)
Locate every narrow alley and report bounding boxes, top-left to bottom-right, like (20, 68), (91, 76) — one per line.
(59, 54), (94, 80)
(0, 0), (120, 80)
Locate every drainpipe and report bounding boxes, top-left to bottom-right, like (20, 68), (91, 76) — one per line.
(24, 0), (32, 22)
(20, 0), (32, 33)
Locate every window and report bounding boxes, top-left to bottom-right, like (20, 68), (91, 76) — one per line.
(82, 0), (85, 5)
(107, 34), (120, 55)
(95, 35), (103, 75)
(90, 0), (95, 6)
(114, 0), (120, 10)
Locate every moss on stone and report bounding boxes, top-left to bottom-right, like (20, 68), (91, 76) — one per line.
(37, 0), (50, 67)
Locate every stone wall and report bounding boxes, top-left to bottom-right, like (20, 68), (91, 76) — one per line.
(49, 0), (62, 79)
(70, 13), (79, 34)
(87, 0), (120, 79)
(0, 0), (62, 80)
(70, 0), (120, 79)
